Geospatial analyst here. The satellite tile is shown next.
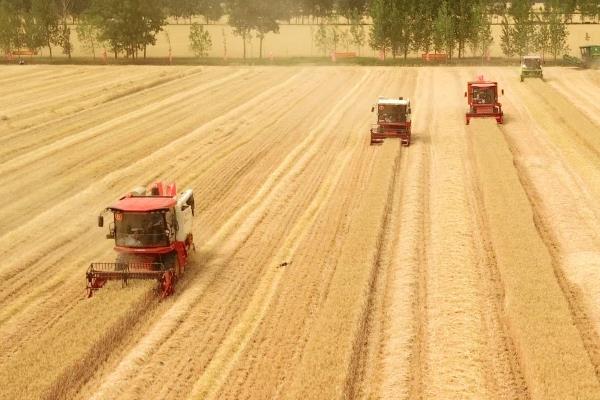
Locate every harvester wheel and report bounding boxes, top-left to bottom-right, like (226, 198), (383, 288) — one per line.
(520, 76), (524, 82)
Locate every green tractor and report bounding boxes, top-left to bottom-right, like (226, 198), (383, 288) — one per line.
(580, 45), (600, 68)
(520, 55), (543, 81)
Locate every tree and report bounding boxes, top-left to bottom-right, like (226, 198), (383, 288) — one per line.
(87, 0), (166, 59)
(226, 0), (286, 60)
(433, 1), (455, 57)
(29, 0), (61, 58)
(198, 0), (223, 23)
(254, 0), (282, 59)
(227, 0), (253, 59)
(164, 0), (198, 24)
(389, 0), (413, 59)
(547, 11), (569, 60)
(534, 12), (551, 60)
(76, 14), (102, 58)
(336, 0), (368, 18)
(411, 0), (435, 55)
(348, 13), (365, 55)
(189, 22), (212, 57)
(508, 0), (537, 57)
(314, 23), (331, 55)
(57, 0), (75, 59)
(369, 0), (391, 57)
(0, 1), (26, 53)
(469, 1), (493, 58)
(339, 28), (351, 51)
(500, 15), (514, 57)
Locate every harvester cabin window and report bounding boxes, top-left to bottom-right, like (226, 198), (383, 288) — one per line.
(378, 105), (406, 123)
(472, 87), (493, 104)
(115, 212), (169, 248)
(524, 58), (540, 69)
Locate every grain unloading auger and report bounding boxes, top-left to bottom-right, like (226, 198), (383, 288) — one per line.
(87, 182), (195, 298)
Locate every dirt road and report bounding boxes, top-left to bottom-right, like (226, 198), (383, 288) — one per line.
(0, 65), (599, 400)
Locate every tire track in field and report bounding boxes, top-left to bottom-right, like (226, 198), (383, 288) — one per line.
(469, 115), (600, 399)
(0, 68), (236, 161)
(0, 68), (352, 400)
(0, 69), (294, 238)
(0, 69), (247, 173)
(342, 68), (420, 400)
(85, 70), (373, 400)
(495, 72), (600, 388)
(192, 69), (404, 400)
(0, 68), (311, 320)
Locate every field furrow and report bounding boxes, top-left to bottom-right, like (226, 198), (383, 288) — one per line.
(1, 65), (599, 400)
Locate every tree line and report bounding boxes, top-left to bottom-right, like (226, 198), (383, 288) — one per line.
(0, 0), (598, 60)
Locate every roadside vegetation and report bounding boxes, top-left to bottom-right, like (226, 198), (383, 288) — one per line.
(0, 0), (598, 63)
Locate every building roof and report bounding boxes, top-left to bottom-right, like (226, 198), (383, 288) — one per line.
(469, 82), (497, 88)
(378, 98), (410, 106)
(109, 196), (177, 212)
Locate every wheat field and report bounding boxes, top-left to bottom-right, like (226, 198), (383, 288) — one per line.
(0, 65), (600, 399)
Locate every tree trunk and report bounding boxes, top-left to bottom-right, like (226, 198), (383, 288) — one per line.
(144, 44), (147, 59)
(259, 37), (263, 59)
(48, 39), (53, 59)
(243, 32), (247, 60)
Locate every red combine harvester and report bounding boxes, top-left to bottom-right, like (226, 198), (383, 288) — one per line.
(370, 97), (412, 146)
(465, 77), (504, 125)
(87, 182), (195, 298)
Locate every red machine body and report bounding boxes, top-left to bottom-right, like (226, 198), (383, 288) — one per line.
(87, 182), (195, 298)
(465, 79), (504, 125)
(370, 97), (412, 146)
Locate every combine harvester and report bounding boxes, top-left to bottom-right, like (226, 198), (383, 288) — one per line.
(87, 182), (195, 298)
(580, 45), (600, 68)
(465, 77), (504, 125)
(370, 97), (412, 146)
(520, 55), (543, 81)
(564, 45), (600, 68)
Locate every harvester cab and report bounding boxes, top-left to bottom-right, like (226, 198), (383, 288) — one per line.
(87, 182), (195, 298)
(465, 78), (504, 125)
(521, 55), (543, 81)
(580, 45), (600, 68)
(370, 97), (412, 146)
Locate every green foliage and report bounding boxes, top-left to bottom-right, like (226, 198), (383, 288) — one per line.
(226, 0), (284, 59)
(500, 15), (514, 57)
(469, 1), (493, 57)
(348, 13), (365, 54)
(28, 0), (61, 57)
(0, 1), (25, 52)
(547, 11), (569, 60)
(87, 0), (166, 59)
(313, 22), (341, 54)
(189, 22), (212, 57)
(433, 1), (454, 56)
(368, 0), (391, 55)
(508, 0), (537, 57)
(76, 14), (102, 57)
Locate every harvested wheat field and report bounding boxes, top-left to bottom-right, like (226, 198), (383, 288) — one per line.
(1, 65), (600, 400)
